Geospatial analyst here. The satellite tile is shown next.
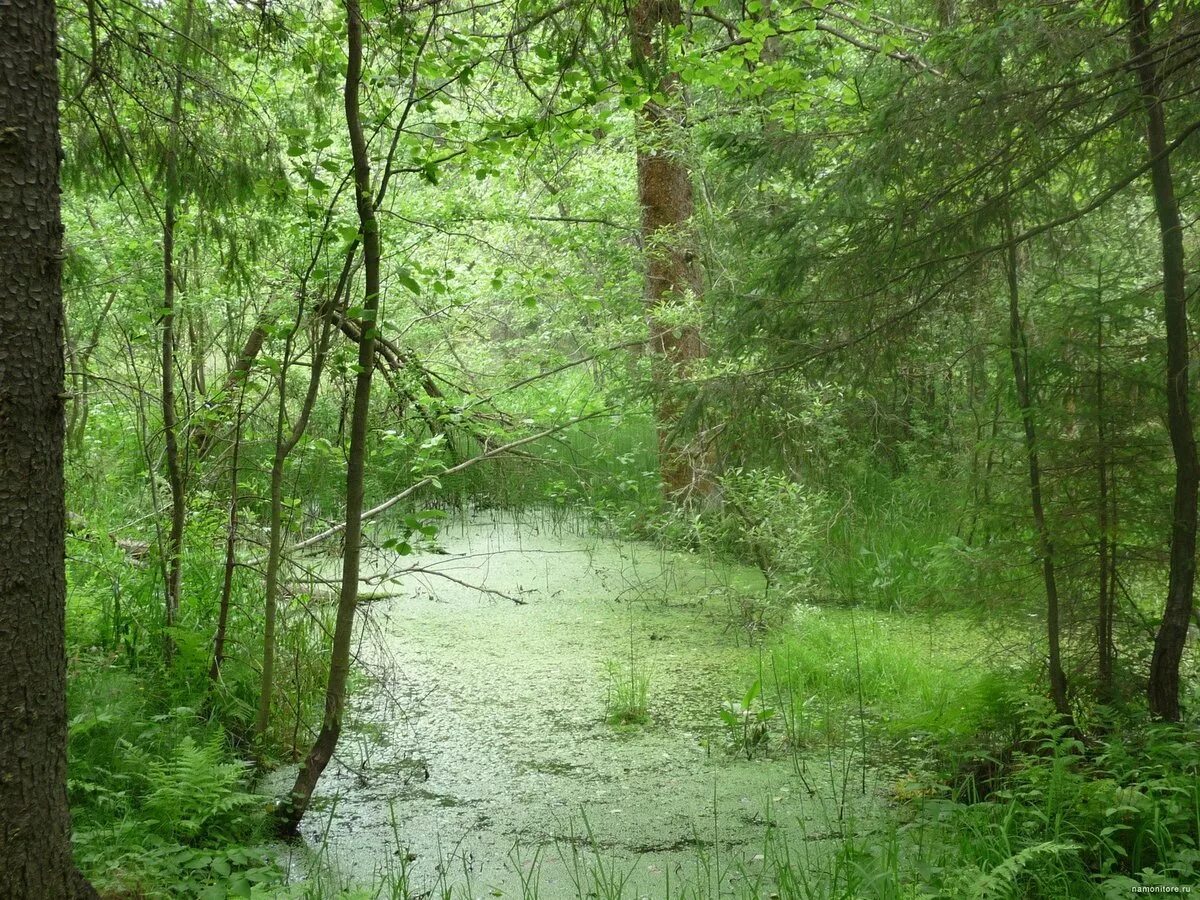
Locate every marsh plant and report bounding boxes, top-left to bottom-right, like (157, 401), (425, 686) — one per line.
(718, 677), (776, 759)
(604, 618), (651, 726)
(604, 658), (650, 726)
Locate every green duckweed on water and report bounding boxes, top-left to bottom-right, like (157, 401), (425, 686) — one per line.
(266, 511), (897, 897)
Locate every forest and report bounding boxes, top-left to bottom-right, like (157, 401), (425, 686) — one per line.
(2, 0), (1200, 896)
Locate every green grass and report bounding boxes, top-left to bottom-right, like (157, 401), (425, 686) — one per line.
(604, 618), (652, 727)
(760, 603), (1016, 750)
(604, 660), (651, 726)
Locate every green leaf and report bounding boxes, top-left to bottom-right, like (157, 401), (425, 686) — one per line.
(742, 678), (762, 709)
(396, 269), (421, 295)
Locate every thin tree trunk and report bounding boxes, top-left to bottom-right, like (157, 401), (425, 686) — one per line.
(629, 0), (709, 501)
(1110, 479), (1119, 676)
(256, 315), (333, 740)
(1096, 311), (1114, 693)
(1129, 0), (1198, 722)
(161, 0), (192, 654)
(1005, 235), (1070, 718)
(66, 290), (117, 455)
(209, 389), (245, 683)
(255, 201), (355, 743)
(0, 0), (98, 892)
(64, 311), (81, 451)
(256, 416), (288, 741)
(279, 0), (381, 832)
(188, 305), (207, 398)
(162, 196), (185, 646)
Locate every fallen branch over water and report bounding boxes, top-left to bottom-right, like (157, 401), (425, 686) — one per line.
(282, 584), (405, 603)
(280, 409), (613, 558)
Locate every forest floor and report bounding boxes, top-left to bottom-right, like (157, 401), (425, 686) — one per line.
(265, 510), (901, 897)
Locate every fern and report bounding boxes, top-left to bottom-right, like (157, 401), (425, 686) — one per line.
(970, 841), (1079, 899)
(143, 736), (259, 844)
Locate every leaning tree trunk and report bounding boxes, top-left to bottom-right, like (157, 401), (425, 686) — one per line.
(278, 0), (381, 833)
(629, 0), (710, 501)
(1005, 235), (1070, 719)
(0, 1), (98, 895)
(1129, 0), (1198, 722)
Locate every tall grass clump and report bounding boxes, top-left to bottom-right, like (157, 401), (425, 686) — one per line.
(762, 603), (1004, 749)
(605, 619), (651, 726)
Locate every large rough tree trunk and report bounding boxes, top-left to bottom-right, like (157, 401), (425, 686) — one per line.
(629, 0), (709, 501)
(1129, 0), (1198, 721)
(0, 1), (97, 895)
(278, 0), (380, 832)
(1005, 236), (1070, 719)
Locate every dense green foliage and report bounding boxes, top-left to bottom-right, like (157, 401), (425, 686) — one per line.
(32, 0), (1200, 894)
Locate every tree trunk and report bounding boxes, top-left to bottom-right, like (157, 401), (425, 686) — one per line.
(1129, 0), (1198, 722)
(162, 195), (185, 647)
(256, 315), (332, 741)
(1096, 310), (1114, 693)
(209, 390), (244, 683)
(0, 1), (98, 893)
(66, 290), (116, 456)
(1005, 236), (1070, 718)
(161, 0), (192, 655)
(188, 305), (207, 398)
(629, 0), (709, 501)
(256, 440), (286, 740)
(278, 0), (380, 832)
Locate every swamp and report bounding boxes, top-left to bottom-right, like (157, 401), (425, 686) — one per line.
(2, 0), (1200, 897)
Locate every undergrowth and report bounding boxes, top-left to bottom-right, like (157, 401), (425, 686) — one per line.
(68, 664), (284, 897)
(60, 436), (1199, 898)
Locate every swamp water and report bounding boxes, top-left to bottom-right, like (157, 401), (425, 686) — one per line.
(269, 511), (891, 897)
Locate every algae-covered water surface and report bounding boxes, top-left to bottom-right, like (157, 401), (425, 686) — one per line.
(270, 512), (890, 896)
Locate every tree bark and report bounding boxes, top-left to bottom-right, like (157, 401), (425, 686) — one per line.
(1129, 0), (1198, 722)
(1005, 235), (1070, 718)
(0, 0), (98, 893)
(278, 0), (381, 832)
(629, 0), (709, 501)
